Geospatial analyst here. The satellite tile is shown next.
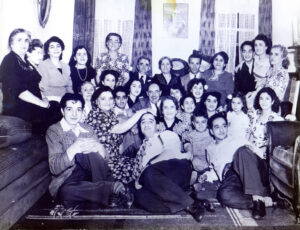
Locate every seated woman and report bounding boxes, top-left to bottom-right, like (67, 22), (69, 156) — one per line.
(69, 45), (97, 94)
(202, 51), (234, 106)
(265, 44), (290, 101)
(95, 33), (130, 86)
(85, 85), (150, 184)
(187, 78), (207, 108)
(38, 36), (73, 102)
(98, 69), (119, 90)
(152, 56), (183, 96)
(79, 81), (95, 122)
(131, 112), (205, 222)
(199, 91), (222, 118)
(0, 29), (60, 134)
(126, 78), (143, 108)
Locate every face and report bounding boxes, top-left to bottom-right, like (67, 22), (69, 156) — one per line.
(199, 59), (211, 73)
(140, 113), (157, 139)
(27, 47), (43, 65)
(160, 58), (172, 74)
(193, 116), (208, 132)
(106, 35), (121, 51)
(115, 91), (128, 109)
(254, 40), (268, 56)
(137, 59), (150, 75)
(205, 95), (218, 112)
(231, 97), (243, 112)
(241, 45), (254, 62)
(189, 57), (201, 74)
(10, 32), (30, 57)
(259, 92), (273, 111)
(191, 83), (204, 100)
(181, 97), (195, 114)
(48, 42), (62, 58)
(80, 83), (94, 102)
(130, 80), (142, 97)
(170, 88), (182, 103)
(162, 99), (177, 121)
(75, 48), (88, 66)
(96, 91), (115, 112)
(210, 117), (228, 142)
(102, 74), (116, 90)
(270, 47), (283, 67)
(147, 84), (161, 104)
(61, 100), (83, 127)
(213, 55), (226, 70)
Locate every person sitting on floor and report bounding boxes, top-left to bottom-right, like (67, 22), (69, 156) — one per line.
(46, 93), (132, 209)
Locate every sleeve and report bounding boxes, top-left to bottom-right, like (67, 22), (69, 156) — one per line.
(225, 72), (234, 96)
(64, 64), (73, 93)
(46, 126), (75, 176)
(37, 62), (50, 93)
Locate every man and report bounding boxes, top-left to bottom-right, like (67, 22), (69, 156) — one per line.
(129, 56), (152, 97)
(206, 113), (271, 220)
(113, 86), (131, 120)
(46, 93), (132, 208)
(180, 53), (202, 92)
(131, 82), (163, 118)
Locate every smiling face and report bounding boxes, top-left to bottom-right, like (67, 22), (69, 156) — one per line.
(241, 44), (254, 63)
(259, 92), (273, 111)
(162, 99), (177, 121)
(160, 58), (172, 74)
(231, 97), (243, 113)
(10, 32), (30, 57)
(213, 55), (226, 71)
(181, 97), (195, 114)
(193, 116), (208, 132)
(115, 91), (128, 109)
(80, 82), (94, 102)
(137, 58), (150, 75)
(210, 117), (228, 142)
(140, 113), (157, 139)
(254, 40), (268, 56)
(75, 48), (88, 66)
(61, 100), (83, 128)
(96, 91), (115, 112)
(27, 47), (43, 65)
(48, 42), (62, 59)
(130, 80), (142, 97)
(205, 95), (218, 112)
(147, 83), (161, 104)
(170, 89), (182, 104)
(106, 35), (121, 51)
(189, 57), (201, 74)
(270, 47), (283, 68)
(102, 74), (116, 90)
(191, 83), (204, 100)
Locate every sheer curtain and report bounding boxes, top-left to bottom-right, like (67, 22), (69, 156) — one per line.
(215, 0), (259, 73)
(93, 0), (135, 67)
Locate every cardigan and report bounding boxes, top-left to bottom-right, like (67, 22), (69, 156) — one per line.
(38, 58), (73, 99)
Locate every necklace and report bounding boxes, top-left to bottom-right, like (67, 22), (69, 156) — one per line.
(77, 67), (87, 81)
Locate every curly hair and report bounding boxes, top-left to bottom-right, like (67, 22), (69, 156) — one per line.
(200, 91), (222, 110)
(158, 56), (173, 70)
(187, 78), (207, 94)
(44, 36), (65, 60)
(69, 45), (92, 67)
(271, 44), (290, 69)
(253, 87), (280, 113)
(227, 92), (248, 114)
(253, 33), (272, 54)
(105, 33), (122, 49)
(212, 51), (229, 70)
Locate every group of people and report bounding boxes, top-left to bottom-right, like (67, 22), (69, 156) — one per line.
(0, 28), (293, 222)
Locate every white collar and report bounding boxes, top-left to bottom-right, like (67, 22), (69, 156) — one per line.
(60, 118), (89, 137)
(189, 72), (201, 79)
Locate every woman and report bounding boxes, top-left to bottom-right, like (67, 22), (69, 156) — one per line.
(248, 87), (283, 159)
(152, 56), (182, 96)
(98, 69), (119, 90)
(95, 33), (130, 86)
(0, 29), (60, 134)
(158, 96), (189, 138)
(131, 112), (204, 222)
(265, 45), (290, 101)
(199, 91), (222, 118)
(126, 78), (143, 108)
(85, 85), (150, 183)
(176, 94), (196, 129)
(69, 46), (97, 94)
(38, 36), (73, 102)
(187, 78), (207, 108)
(79, 81), (95, 122)
(170, 84), (185, 109)
(202, 51), (234, 105)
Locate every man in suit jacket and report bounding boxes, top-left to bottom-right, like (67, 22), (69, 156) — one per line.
(129, 56), (152, 97)
(181, 53), (202, 92)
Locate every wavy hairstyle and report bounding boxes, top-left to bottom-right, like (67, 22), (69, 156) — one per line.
(253, 87), (280, 113)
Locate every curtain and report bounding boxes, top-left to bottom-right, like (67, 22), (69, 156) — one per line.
(199, 0), (215, 56)
(72, 0), (95, 58)
(131, 0), (152, 73)
(258, 0), (272, 39)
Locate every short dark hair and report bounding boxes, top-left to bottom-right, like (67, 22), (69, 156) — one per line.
(253, 33), (272, 54)
(169, 84), (185, 98)
(188, 53), (202, 63)
(192, 108), (208, 122)
(146, 81), (161, 92)
(212, 51), (229, 69)
(100, 69), (120, 83)
(113, 86), (127, 98)
(158, 56), (173, 70)
(60, 93), (85, 109)
(91, 85), (113, 108)
(200, 91), (222, 109)
(138, 112), (159, 139)
(180, 93), (196, 107)
(44, 36), (65, 60)
(253, 87), (280, 113)
(187, 78), (207, 94)
(207, 112), (228, 130)
(105, 33), (122, 49)
(137, 56), (150, 65)
(27, 39), (43, 53)
(241, 40), (254, 51)
(125, 78), (143, 95)
(160, 95), (179, 113)
(69, 45), (92, 67)
(8, 28), (31, 49)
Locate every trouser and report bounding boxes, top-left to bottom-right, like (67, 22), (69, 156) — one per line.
(132, 159), (194, 213)
(58, 152), (115, 208)
(217, 146), (270, 209)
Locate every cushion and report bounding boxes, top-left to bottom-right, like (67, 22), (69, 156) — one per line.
(272, 145), (293, 168)
(0, 115), (32, 148)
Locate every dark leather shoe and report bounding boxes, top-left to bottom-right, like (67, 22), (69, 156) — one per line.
(252, 200), (266, 220)
(119, 190), (134, 209)
(186, 201), (205, 222)
(108, 194), (120, 208)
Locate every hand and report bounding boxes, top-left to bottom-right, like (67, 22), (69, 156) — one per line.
(113, 181), (126, 194)
(67, 138), (100, 160)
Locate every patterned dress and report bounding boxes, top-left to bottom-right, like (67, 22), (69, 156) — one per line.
(95, 52), (130, 86)
(157, 117), (190, 138)
(86, 108), (138, 183)
(265, 67), (289, 101)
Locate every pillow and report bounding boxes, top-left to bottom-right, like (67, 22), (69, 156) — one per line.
(0, 115), (32, 148)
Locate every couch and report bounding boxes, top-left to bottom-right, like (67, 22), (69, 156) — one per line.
(267, 120), (300, 223)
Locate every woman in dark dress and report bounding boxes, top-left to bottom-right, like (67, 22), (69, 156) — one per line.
(69, 45), (97, 94)
(0, 29), (61, 134)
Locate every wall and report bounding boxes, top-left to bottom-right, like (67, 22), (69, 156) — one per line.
(0, 0), (75, 63)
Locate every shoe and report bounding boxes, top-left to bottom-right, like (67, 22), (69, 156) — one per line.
(119, 190), (134, 209)
(108, 194), (120, 208)
(202, 199), (215, 212)
(252, 200), (266, 220)
(185, 201), (205, 223)
(273, 196), (293, 211)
